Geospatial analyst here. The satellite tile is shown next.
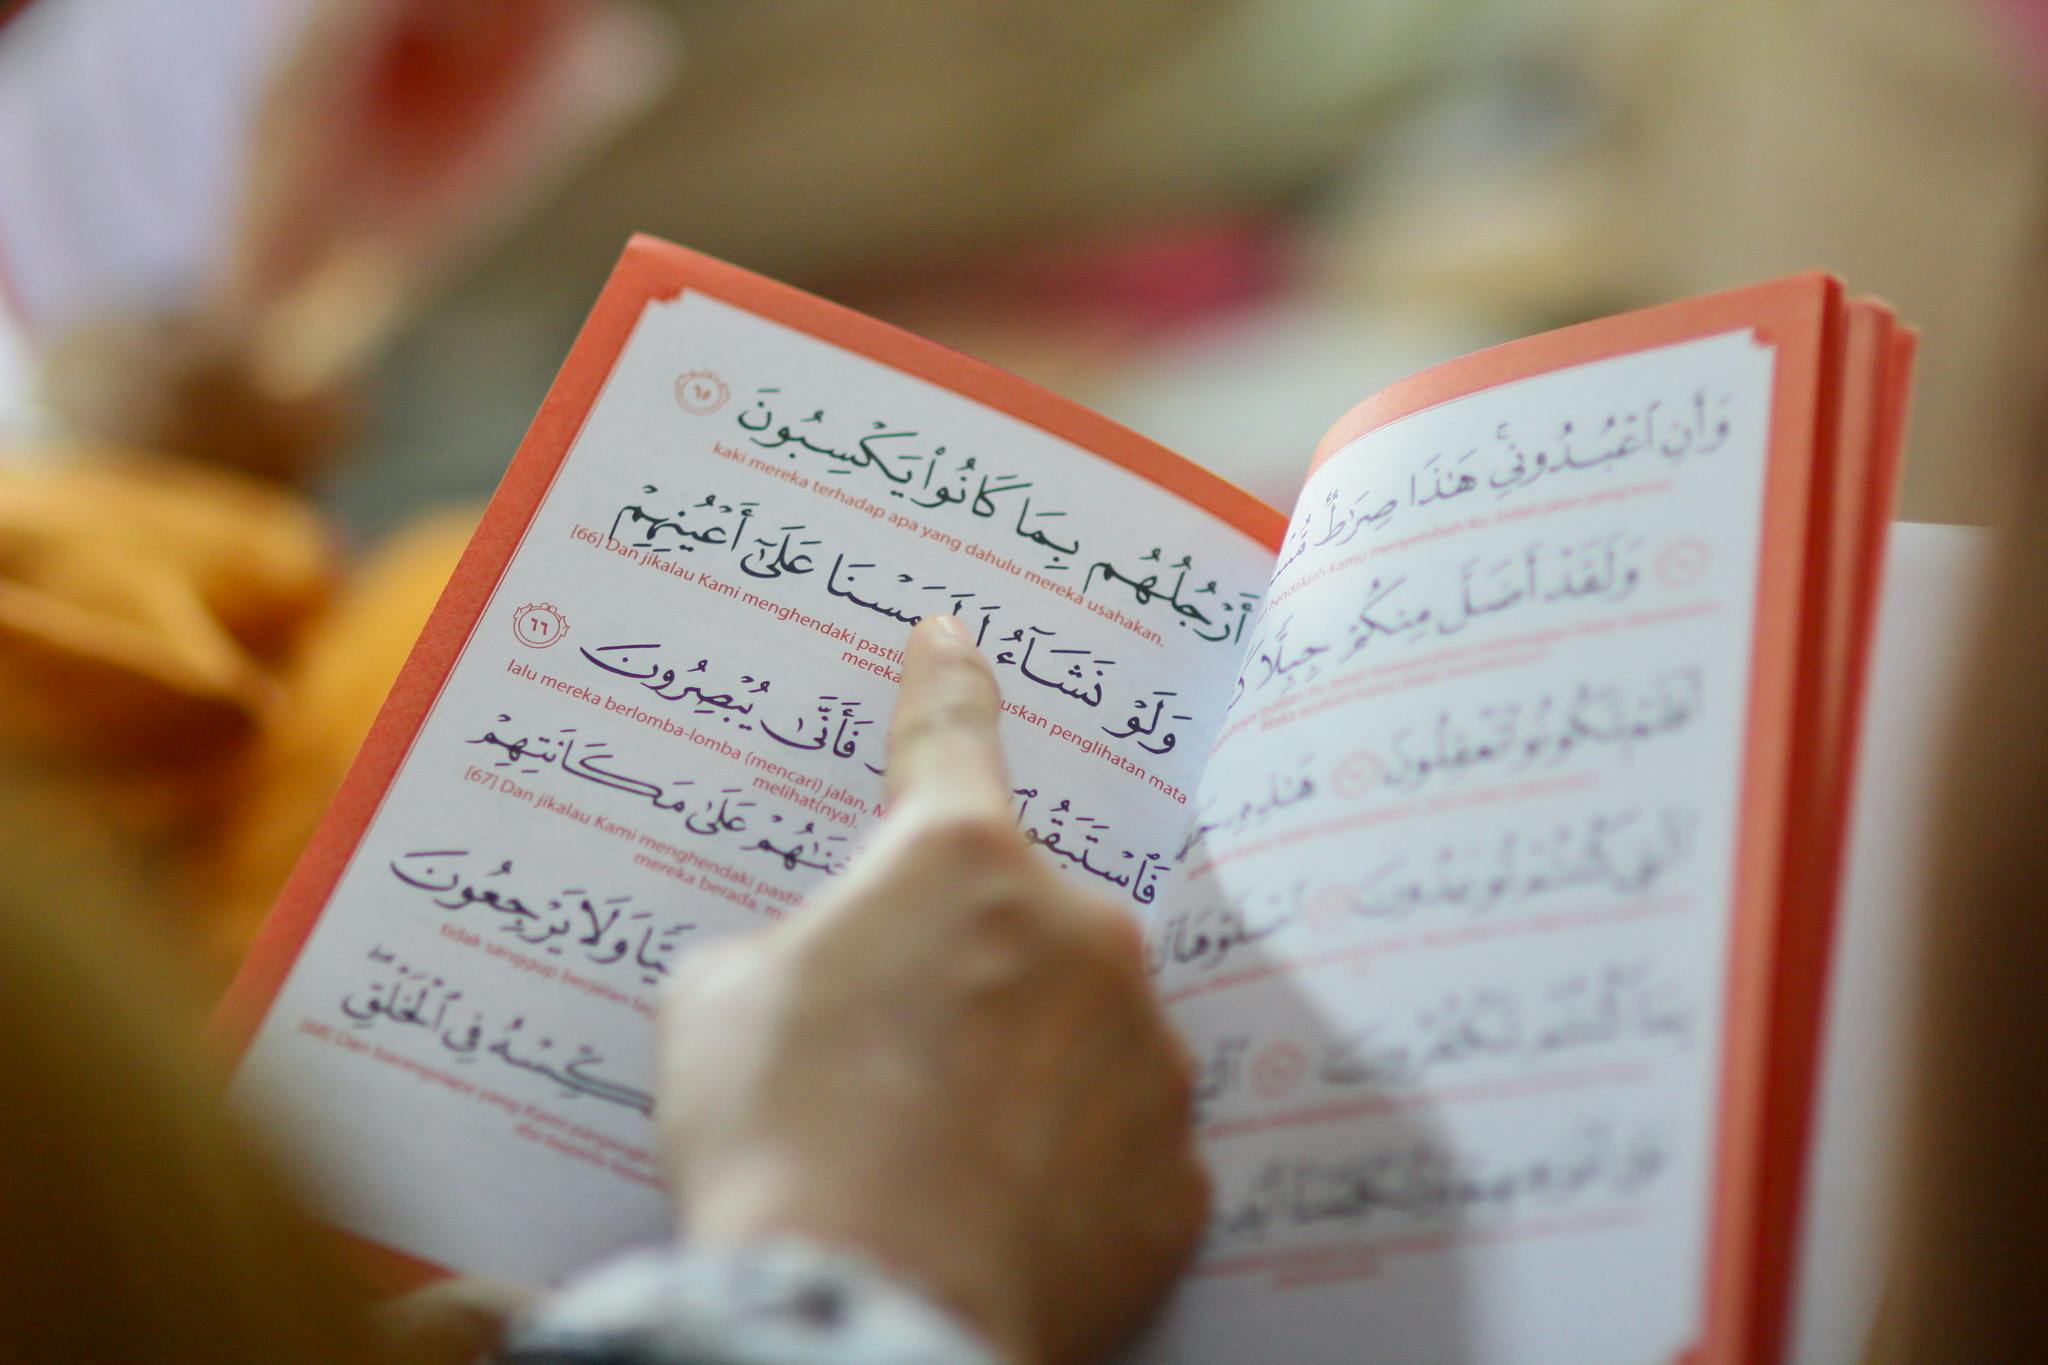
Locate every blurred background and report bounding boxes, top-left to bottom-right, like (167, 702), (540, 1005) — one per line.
(1, 0), (2044, 986)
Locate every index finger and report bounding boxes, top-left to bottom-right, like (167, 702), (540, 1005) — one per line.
(885, 615), (1011, 815)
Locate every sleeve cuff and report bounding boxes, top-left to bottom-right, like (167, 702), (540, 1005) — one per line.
(499, 1238), (1001, 1365)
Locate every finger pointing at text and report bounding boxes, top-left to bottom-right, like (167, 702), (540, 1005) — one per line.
(658, 615), (1209, 1365)
(884, 613), (1011, 818)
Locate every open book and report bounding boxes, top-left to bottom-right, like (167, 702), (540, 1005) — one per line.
(218, 237), (1913, 1365)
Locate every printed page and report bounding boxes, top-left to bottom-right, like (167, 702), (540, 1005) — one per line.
(1789, 524), (1989, 1365)
(227, 282), (1276, 1284)
(1140, 331), (1781, 1363)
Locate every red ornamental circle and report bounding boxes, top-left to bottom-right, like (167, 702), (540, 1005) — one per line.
(1330, 749), (1384, 801)
(674, 369), (731, 416)
(1304, 885), (1354, 937)
(513, 602), (569, 649)
(1656, 537), (1711, 591)
(1251, 1041), (1309, 1100)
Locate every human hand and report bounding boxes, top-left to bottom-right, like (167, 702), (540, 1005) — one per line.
(656, 614), (1209, 1364)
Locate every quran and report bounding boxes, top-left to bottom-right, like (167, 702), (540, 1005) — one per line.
(218, 237), (1913, 1365)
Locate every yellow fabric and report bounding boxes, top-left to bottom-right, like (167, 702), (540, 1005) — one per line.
(196, 506), (477, 975)
(0, 772), (380, 1365)
(0, 446), (475, 983)
(0, 452), (332, 755)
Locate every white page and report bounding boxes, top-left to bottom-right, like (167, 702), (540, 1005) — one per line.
(1788, 523), (1990, 1365)
(1139, 332), (1779, 1363)
(230, 289), (1275, 1284)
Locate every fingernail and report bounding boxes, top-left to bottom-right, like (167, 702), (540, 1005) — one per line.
(926, 613), (971, 642)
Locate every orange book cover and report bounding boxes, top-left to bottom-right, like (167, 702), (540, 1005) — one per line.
(216, 237), (1908, 1364)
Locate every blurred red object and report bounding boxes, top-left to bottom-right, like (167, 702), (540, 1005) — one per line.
(842, 215), (1295, 345)
(1990, 0), (2048, 101)
(992, 217), (1293, 333)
